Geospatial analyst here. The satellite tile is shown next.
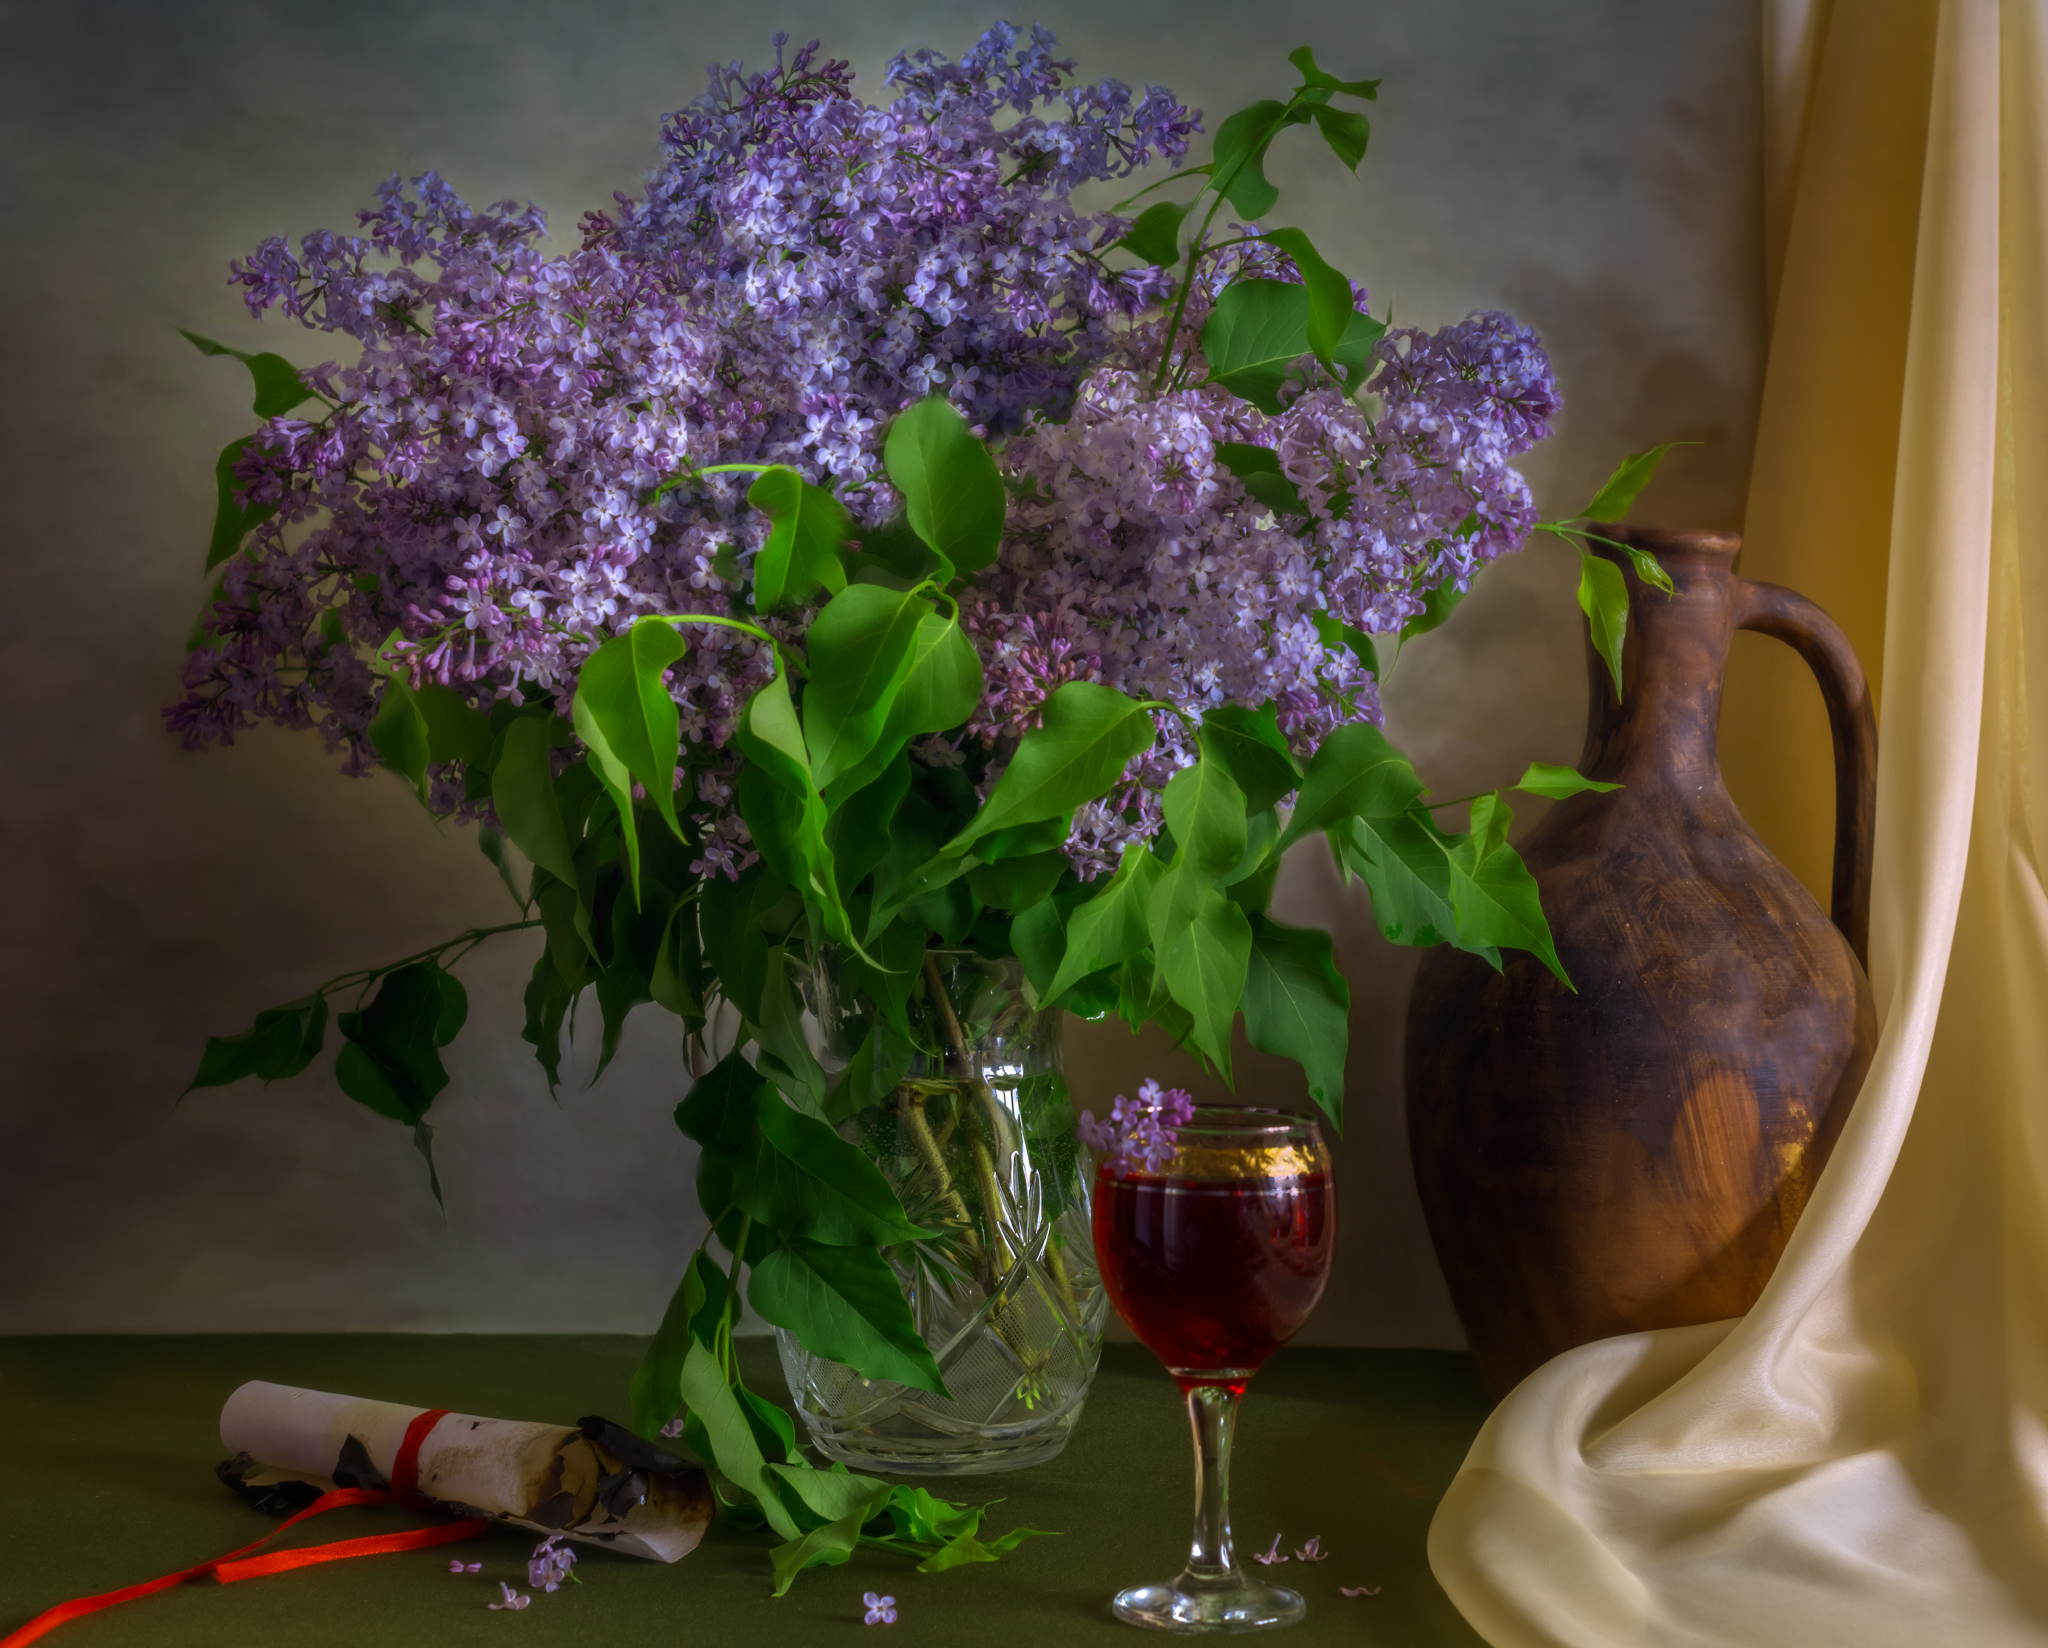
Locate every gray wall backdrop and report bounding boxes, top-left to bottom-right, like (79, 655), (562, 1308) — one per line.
(0, 0), (1762, 1341)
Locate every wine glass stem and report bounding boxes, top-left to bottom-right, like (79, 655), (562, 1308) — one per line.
(1182, 1383), (1242, 1583)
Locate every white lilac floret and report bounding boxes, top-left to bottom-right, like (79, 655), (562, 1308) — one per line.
(166, 25), (1557, 885)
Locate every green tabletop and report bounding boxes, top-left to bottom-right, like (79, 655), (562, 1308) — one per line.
(0, 1337), (1490, 1646)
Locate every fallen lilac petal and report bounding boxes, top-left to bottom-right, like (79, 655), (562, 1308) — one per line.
(863, 1590), (898, 1624)
(1252, 1533), (1288, 1566)
(1340, 1585), (1382, 1598)
(448, 1558), (482, 1573)
(488, 1582), (531, 1611)
(528, 1533), (578, 1593)
(1294, 1536), (1328, 1562)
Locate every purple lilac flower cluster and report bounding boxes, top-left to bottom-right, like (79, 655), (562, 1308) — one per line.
(166, 25), (1558, 886)
(972, 288), (1557, 875)
(167, 26), (1192, 880)
(1079, 1079), (1197, 1175)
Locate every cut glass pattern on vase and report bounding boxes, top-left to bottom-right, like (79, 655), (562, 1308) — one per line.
(778, 951), (1108, 1474)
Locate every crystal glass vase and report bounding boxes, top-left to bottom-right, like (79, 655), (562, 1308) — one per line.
(776, 948), (1107, 1474)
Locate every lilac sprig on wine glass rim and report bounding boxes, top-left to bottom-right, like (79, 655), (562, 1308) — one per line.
(1078, 1078), (1196, 1175)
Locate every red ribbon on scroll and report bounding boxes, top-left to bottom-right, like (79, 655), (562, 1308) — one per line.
(1, 1408), (489, 1648)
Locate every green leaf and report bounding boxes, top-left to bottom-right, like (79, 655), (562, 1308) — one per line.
(1257, 227), (1359, 380)
(1242, 914), (1349, 1130)
(679, 1339), (801, 1539)
(1149, 887), (1254, 1078)
(735, 673), (862, 952)
(1200, 279), (1313, 414)
(475, 826), (529, 911)
(184, 997), (328, 1093)
(734, 666), (814, 800)
(1142, 760), (1253, 1073)
(366, 677), (432, 801)
(731, 1086), (930, 1246)
(490, 717), (579, 889)
(850, 513), (950, 584)
(412, 684), (491, 765)
(765, 1462), (895, 1526)
(648, 898), (707, 1020)
(768, 1503), (879, 1597)
(735, 1384), (800, 1466)
(1287, 45), (1381, 99)
(802, 585), (929, 795)
(828, 754), (914, 899)
(752, 945), (833, 1116)
(917, 1530), (1002, 1572)
(700, 865), (783, 1024)
(1214, 441), (1309, 517)
(1198, 704), (1302, 814)
(820, 612), (983, 810)
(675, 1050), (771, 1152)
(1335, 812), (1461, 949)
(181, 329), (319, 418)
(1576, 547), (1630, 696)
(1160, 759), (1248, 880)
(629, 1249), (728, 1439)
(967, 848), (1069, 913)
(884, 395), (1006, 576)
(1513, 761), (1621, 800)
(334, 962), (457, 1125)
(1332, 309), (1388, 385)
(942, 683), (1157, 859)
(1277, 722), (1427, 849)
(887, 1485), (987, 1546)
(204, 437), (276, 570)
(1575, 443), (1681, 523)
(1445, 808), (1570, 987)
(1119, 200), (1191, 266)
(519, 953), (578, 1090)
(748, 468), (850, 613)
(748, 1235), (949, 1395)
(1401, 577), (1470, 642)
(1222, 808), (1283, 904)
(1043, 844), (1164, 1002)
(1209, 98), (1301, 219)
(1310, 103), (1373, 171)
(570, 621), (691, 891)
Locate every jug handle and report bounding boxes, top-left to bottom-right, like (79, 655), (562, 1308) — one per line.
(1730, 578), (1878, 968)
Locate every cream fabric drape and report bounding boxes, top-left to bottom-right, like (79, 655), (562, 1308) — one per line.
(1425, 2), (2048, 1643)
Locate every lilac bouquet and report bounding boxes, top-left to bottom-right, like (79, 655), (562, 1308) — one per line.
(175, 24), (1662, 1590)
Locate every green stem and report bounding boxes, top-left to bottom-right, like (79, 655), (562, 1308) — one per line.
(1149, 97), (1305, 397)
(1151, 194), (1230, 397)
(314, 920), (543, 1002)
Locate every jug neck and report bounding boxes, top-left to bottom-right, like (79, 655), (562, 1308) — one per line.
(1578, 528), (1742, 792)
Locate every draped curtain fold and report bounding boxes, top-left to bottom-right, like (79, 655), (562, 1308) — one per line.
(1425, 2), (2048, 1642)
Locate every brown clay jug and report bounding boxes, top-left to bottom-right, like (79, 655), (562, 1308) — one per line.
(1403, 526), (1878, 1400)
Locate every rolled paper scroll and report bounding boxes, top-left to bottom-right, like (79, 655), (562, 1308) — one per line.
(218, 1382), (713, 1563)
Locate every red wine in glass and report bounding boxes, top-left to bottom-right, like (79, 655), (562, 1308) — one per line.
(1092, 1108), (1337, 1632)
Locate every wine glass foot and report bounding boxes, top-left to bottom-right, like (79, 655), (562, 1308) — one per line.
(1112, 1577), (1306, 1633)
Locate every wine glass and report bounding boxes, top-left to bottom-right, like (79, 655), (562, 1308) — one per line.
(1092, 1106), (1337, 1632)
